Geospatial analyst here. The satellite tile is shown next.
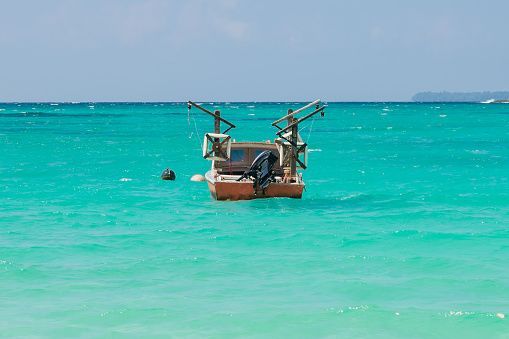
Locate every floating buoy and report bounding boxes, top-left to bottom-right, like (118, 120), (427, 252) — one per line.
(161, 168), (176, 180)
(190, 174), (205, 182)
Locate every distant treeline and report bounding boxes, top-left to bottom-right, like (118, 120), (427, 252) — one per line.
(412, 91), (509, 102)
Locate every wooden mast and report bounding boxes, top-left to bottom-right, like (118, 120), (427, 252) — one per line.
(287, 109), (298, 180)
(273, 100), (326, 181)
(273, 99), (321, 127)
(213, 110), (221, 158)
(187, 101), (236, 161)
(187, 101), (235, 133)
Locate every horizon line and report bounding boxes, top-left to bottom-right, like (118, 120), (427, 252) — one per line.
(0, 100), (490, 104)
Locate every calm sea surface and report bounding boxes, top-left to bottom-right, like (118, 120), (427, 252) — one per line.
(1, 102), (508, 338)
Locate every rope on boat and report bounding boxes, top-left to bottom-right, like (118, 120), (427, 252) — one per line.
(306, 114), (316, 143)
(297, 114), (317, 143)
(187, 105), (203, 149)
(187, 105), (192, 138)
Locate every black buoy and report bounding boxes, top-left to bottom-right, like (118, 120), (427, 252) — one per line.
(161, 168), (176, 181)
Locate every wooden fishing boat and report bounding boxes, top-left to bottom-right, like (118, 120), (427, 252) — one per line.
(187, 100), (326, 201)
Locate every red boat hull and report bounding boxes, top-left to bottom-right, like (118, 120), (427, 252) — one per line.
(207, 176), (304, 201)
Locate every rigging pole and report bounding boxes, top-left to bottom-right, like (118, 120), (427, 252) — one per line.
(287, 109), (298, 180)
(213, 110), (221, 159)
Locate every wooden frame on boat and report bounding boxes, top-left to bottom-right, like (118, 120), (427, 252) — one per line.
(187, 100), (326, 200)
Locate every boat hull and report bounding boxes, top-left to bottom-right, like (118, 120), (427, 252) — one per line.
(205, 172), (304, 201)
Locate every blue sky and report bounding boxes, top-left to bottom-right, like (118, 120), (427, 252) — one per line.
(1, 0), (508, 102)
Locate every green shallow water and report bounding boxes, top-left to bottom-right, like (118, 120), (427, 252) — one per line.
(1, 102), (508, 338)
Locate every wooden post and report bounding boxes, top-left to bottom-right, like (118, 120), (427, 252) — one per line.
(290, 119), (298, 179)
(272, 99), (321, 126)
(214, 110), (221, 158)
(187, 101), (236, 132)
(287, 109), (297, 180)
(214, 110), (221, 134)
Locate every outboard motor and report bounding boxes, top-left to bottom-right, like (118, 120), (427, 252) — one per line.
(237, 150), (278, 192)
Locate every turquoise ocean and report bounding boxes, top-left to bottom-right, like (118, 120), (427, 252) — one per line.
(1, 102), (508, 338)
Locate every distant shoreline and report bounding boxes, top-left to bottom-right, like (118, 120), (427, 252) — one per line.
(413, 91), (509, 102)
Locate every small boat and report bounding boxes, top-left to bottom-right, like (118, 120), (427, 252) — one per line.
(481, 99), (509, 104)
(187, 100), (326, 201)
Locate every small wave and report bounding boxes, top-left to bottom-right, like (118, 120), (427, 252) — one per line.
(50, 103), (59, 106)
(468, 149), (488, 155)
(47, 161), (67, 167)
(309, 148), (322, 152)
(119, 178), (132, 182)
(338, 192), (367, 201)
(439, 114), (447, 118)
(247, 105), (255, 108)
(445, 310), (475, 317)
(248, 113), (255, 116)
